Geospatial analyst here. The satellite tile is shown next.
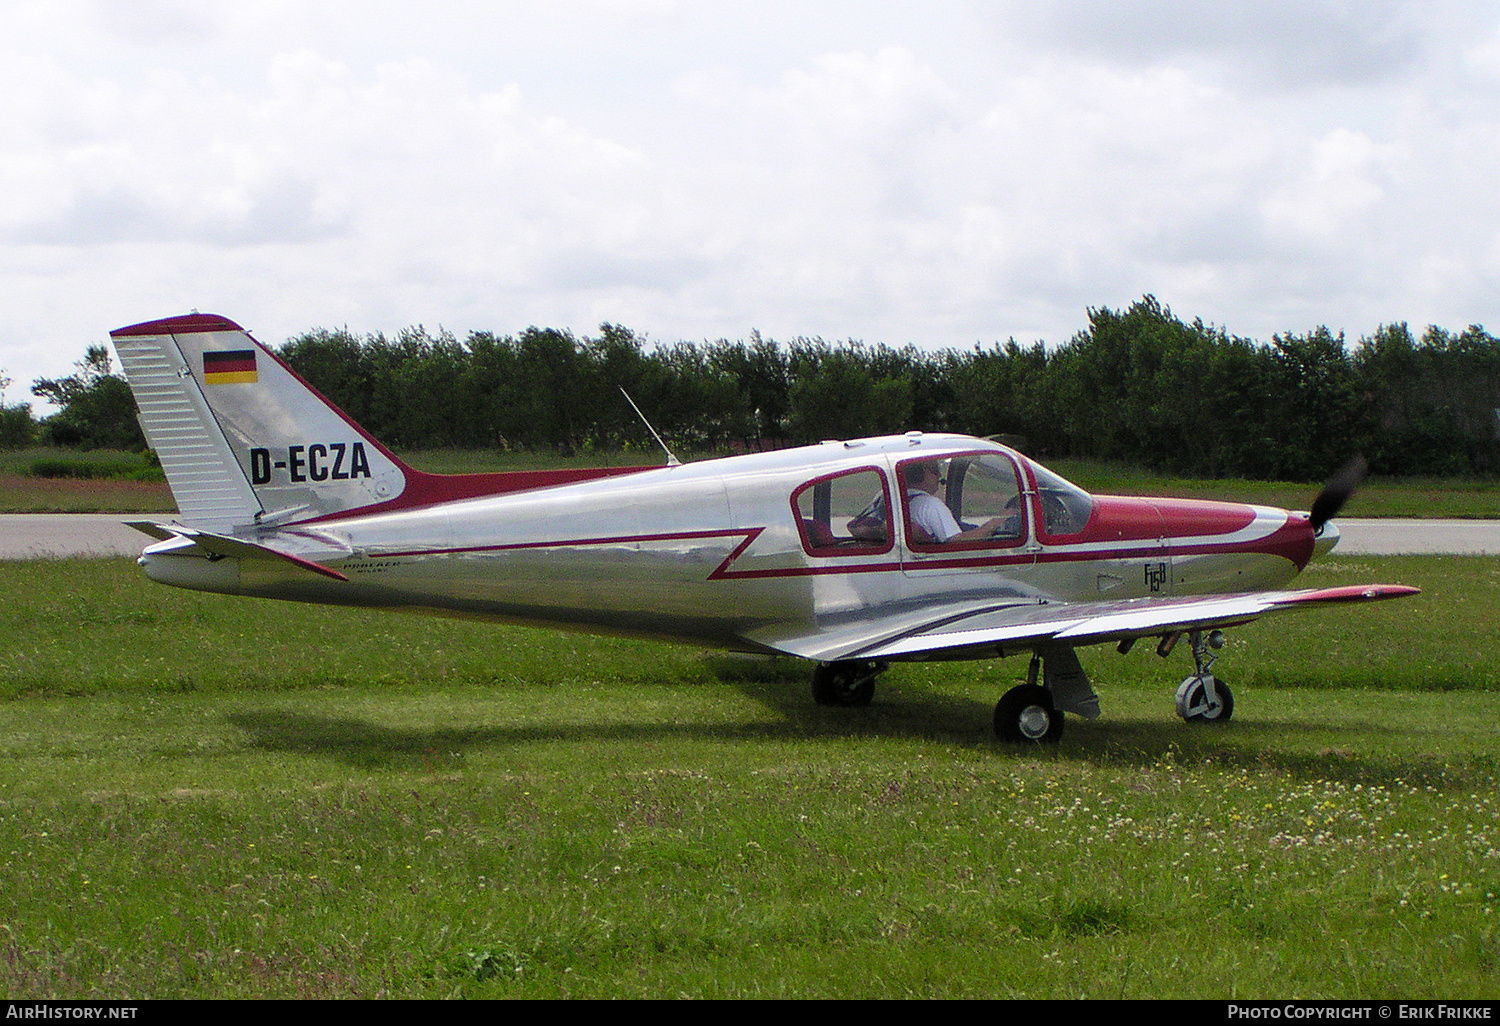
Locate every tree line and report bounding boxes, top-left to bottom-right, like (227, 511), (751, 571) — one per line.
(6, 296), (1499, 481)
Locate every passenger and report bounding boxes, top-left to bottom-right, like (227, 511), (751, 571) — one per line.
(905, 461), (1011, 543)
(847, 496), (889, 543)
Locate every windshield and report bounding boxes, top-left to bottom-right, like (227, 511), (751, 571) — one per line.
(1028, 461), (1094, 537)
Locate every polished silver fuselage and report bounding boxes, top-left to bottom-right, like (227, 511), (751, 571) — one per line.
(140, 434), (1314, 658)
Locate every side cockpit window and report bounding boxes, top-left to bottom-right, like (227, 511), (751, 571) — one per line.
(899, 452), (1027, 548)
(792, 468), (892, 555)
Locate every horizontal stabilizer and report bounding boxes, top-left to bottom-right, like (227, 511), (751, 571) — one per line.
(124, 520), (178, 541)
(142, 525), (350, 582)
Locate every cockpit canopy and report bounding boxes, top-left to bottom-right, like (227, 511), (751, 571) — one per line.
(791, 448), (1095, 556)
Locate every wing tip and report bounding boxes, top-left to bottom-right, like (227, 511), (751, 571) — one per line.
(1284, 584), (1421, 605)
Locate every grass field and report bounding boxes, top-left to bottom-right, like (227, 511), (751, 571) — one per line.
(1048, 458), (1500, 519)
(2, 445), (1499, 516)
(0, 555), (1495, 998)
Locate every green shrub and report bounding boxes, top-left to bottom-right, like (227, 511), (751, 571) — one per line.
(27, 453), (163, 481)
(0, 404), (34, 449)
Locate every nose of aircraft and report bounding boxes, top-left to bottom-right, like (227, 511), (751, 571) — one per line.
(1312, 518), (1341, 559)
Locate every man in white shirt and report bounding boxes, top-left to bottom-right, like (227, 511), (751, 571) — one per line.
(905, 461), (1012, 543)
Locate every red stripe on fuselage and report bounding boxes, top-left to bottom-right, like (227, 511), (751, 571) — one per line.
(361, 526), (911, 581)
(374, 528), (745, 566)
(352, 503), (1315, 583)
(339, 465), (657, 520)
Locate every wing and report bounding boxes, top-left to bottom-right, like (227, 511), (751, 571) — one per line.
(749, 584), (1418, 663)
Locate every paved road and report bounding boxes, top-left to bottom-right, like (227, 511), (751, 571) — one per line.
(0, 514), (153, 559)
(3, 513), (1499, 559)
(1333, 519), (1500, 555)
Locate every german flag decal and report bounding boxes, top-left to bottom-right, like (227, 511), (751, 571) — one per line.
(203, 349), (257, 384)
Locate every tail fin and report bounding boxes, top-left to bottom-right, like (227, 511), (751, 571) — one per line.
(110, 314), (408, 532)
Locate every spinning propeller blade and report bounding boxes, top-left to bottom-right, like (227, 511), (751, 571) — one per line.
(1309, 455), (1367, 532)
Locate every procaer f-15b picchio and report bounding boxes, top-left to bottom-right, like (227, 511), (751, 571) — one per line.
(110, 313), (1417, 743)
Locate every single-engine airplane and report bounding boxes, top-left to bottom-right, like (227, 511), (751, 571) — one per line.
(109, 313), (1418, 743)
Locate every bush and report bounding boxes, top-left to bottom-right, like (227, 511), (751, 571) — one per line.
(27, 453), (163, 481)
(0, 405), (35, 449)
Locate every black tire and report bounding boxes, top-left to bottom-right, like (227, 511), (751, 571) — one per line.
(1174, 674), (1235, 723)
(811, 661), (876, 707)
(993, 683), (1063, 743)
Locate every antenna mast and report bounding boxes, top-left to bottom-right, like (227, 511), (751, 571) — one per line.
(619, 388), (681, 467)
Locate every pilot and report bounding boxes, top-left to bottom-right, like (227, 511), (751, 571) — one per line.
(905, 461), (1011, 543)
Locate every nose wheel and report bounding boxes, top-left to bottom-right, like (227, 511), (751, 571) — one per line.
(1175, 673), (1234, 722)
(1172, 629), (1234, 723)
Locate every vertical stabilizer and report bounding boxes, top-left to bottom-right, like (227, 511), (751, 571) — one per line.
(110, 314), (407, 531)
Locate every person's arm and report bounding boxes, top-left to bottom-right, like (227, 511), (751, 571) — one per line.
(949, 516), (1009, 543)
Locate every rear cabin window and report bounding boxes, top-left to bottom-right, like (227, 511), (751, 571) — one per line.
(792, 468), (892, 555)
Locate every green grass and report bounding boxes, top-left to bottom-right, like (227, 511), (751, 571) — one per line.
(0, 556), (1496, 998)
(0, 449), (172, 513)
(1050, 458), (1500, 519)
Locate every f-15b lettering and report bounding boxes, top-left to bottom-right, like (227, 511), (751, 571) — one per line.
(110, 314), (1417, 743)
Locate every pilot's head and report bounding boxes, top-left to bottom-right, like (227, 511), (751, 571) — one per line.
(908, 461), (943, 494)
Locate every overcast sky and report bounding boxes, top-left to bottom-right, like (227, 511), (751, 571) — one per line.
(4, 0), (1500, 409)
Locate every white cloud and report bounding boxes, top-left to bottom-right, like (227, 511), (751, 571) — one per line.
(1260, 129), (1395, 244)
(985, 0), (1430, 90)
(5, 1), (1500, 414)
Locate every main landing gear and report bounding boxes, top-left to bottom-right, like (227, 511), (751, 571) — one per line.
(992, 646), (1099, 745)
(993, 682), (1063, 744)
(1172, 629), (1234, 724)
(813, 630), (1235, 741)
(810, 659), (887, 707)
(989, 631), (1236, 743)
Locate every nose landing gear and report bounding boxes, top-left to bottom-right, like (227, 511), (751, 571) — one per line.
(1173, 629), (1234, 723)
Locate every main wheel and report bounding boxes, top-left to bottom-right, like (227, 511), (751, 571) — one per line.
(993, 683), (1064, 743)
(1174, 673), (1235, 723)
(811, 661), (876, 707)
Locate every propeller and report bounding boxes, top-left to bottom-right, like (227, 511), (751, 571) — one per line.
(1309, 455), (1367, 533)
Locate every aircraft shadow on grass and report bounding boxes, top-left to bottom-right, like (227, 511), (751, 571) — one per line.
(221, 675), (1000, 773)
(223, 656), (1467, 792)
